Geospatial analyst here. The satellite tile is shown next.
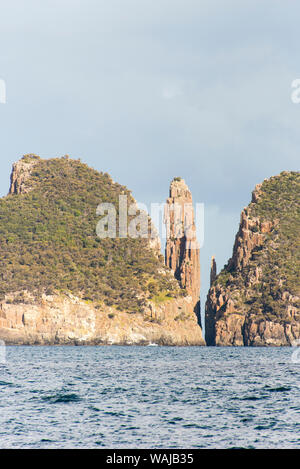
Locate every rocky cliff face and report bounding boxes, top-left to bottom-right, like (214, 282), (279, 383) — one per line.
(9, 154), (40, 194)
(164, 178), (201, 324)
(0, 155), (205, 345)
(205, 171), (300, 346)
(0, 291), (204, 345)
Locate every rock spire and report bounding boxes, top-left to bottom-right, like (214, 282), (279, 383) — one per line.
(164, 177), (201, 324)
(210, 256), (217, 286)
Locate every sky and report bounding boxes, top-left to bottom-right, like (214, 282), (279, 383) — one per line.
(0, 0), (299, 323)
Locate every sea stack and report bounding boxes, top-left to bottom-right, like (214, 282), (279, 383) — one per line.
(210, 256), (217, 287)
(164, 177), (201, 325)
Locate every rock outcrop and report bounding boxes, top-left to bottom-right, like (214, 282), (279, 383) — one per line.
(0, 292), (204, 345)
(9, 154), (40, 194)
(0, 155), (205, 345)
(164, 178), (201, 325)
(210, 256), (217, 287)
(205, 171), (300, 346)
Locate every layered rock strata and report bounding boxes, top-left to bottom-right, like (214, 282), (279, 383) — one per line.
(0, 292), (204, 345)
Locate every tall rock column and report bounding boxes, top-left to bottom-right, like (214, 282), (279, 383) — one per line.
(164, 178), (201, 325)
(210, 256), (217, 286)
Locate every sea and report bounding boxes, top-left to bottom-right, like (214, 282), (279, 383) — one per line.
(0, 346), (299, 449)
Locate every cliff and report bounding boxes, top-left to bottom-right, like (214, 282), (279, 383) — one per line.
(9, 154), (40, 195)
(0, 155), (204, 345)
(205, 171), (300, 346)
(164, 178), (201, 324)
(0, 292), (202, 345)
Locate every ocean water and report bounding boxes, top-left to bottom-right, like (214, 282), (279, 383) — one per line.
(0, 346), (299, 449)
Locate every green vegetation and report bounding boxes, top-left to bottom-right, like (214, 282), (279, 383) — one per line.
(21, 153), (41, 163)
(250, 171), (300, 299)
(213, 269), (231, 288)
(151, 291), (173, 305)
(0, 156), (180, 311)
(213, 171), (300, 320)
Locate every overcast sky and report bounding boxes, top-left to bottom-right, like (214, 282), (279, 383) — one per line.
(0, 0), (299, 321)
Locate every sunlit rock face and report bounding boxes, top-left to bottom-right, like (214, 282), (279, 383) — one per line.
(205, 171), (300, 346)
(164, 178), (201, 326)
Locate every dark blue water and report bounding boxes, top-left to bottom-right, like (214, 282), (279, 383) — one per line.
(0, 346), (299, 448)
